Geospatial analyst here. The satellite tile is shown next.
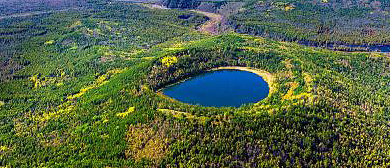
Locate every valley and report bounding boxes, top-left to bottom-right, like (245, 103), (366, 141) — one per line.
(0, 0), (390, 167)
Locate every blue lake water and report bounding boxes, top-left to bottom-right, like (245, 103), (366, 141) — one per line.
(162, 69), (270, 107)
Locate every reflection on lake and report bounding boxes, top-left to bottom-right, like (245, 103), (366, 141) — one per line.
(163, 70), (269, 107)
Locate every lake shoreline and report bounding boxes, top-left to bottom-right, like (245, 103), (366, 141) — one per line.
(157, 66), (276, 105)
(160, 67), (271, 107)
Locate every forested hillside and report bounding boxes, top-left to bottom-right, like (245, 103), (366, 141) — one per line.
(162, 0), (201, 8)
(229, 0), (390, 50)
(1, 0), (390, 167)
(162, 0), (390, 51)
(0, 0), (89, 16)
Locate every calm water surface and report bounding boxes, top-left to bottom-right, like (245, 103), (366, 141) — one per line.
(163, 70), (269, 107)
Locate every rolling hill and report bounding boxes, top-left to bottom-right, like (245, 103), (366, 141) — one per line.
(1, 0), (390, 167)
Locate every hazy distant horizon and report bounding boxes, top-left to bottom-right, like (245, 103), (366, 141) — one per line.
(0, 0), (87, 16)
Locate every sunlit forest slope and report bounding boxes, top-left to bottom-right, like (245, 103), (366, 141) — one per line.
(229, 0), (390, 48)
(1, 0), (390, 167)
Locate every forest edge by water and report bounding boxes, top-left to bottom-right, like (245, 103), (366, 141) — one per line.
(157, 66), (273, 107)
(131, 0), (390, 53)
(2, 0), (390, 167)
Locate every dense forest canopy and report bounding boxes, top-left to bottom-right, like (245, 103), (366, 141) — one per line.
(0, 0), (90, 16)
(0, 0), (390, 167)
(230, 0), (390, 47)
(160, 0), (390, 49)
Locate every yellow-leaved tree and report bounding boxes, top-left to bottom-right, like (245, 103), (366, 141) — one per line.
(161, 56), (178, 67)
